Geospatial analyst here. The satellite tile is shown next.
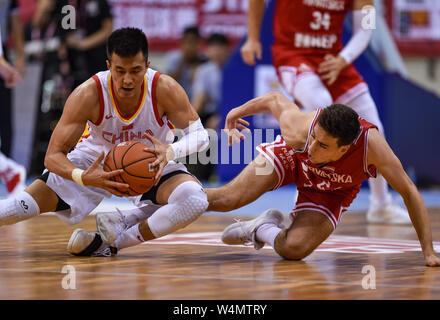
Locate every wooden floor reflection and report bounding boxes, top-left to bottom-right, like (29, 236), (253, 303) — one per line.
(0, 208), (439, 299)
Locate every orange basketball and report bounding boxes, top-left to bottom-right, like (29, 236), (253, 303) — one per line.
(103, 141), (158, 196)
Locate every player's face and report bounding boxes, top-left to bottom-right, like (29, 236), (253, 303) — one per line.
(107, 52), (149, 99)
(307, 124), (350, 166)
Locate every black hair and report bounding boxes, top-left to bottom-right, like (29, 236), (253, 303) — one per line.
(107, 27), (149, 63)
(317, 104), (361, 146)
(207, 33), (229, 46)
(182, 26), (201, 38)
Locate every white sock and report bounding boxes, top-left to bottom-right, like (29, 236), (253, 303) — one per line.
(121, 205), (161, 228)
(256, 223), (282, 248)
(0, 191), (40, 226)
(113, 224), (144, 250)
(369, 174), (392, 208)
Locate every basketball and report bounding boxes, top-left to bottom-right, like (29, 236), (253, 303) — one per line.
(103, 141), (157, 196)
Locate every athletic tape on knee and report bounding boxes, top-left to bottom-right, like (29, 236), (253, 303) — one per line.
(148, 181), (208, 238)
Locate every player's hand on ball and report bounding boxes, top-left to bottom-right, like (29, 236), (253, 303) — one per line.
(425, 253), (440, 267)
(82, 152), (130, 197)
(225, 109), (251, 146)
(318, 54), (347, 86)
(240, 39), (262, 66)
(143, 134), (172, 184)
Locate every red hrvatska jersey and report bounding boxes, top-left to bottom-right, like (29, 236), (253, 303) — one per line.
(272, 0), (352, 56)
(257, 109), (378, 207)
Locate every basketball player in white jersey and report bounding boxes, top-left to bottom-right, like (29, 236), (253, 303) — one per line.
(0, 27), (210, 257)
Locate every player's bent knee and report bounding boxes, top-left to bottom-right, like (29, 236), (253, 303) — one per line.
(149, 181), (209, 237)
(171, 194), (209, 229)
(278, 245), (310, 260)
(274, 236), (310, 260)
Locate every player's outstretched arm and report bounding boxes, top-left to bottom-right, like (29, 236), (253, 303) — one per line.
(367, 129), (440, 267)
(225, 92), (307, 146)
(44, 79), (129, 196)
(240, 0), (265, 65)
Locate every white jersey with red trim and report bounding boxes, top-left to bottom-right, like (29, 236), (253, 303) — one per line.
(75, 68), (175, 159)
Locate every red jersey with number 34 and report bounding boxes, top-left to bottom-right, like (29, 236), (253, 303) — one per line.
(272, 0), (352, 56)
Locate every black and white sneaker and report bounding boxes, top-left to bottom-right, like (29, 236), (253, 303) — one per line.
(67, 228), (118, 257)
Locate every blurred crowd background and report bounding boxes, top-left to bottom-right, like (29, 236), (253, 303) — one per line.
(1, 0), (439, 186)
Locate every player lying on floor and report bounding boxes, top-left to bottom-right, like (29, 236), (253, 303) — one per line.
(205, 92), (439, 267)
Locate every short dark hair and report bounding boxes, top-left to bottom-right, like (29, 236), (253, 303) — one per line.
(207, 33), (229, 46)
(317, 104), (361, 146)
(107, 27), (149, 63)
(182, 26), (200, 38)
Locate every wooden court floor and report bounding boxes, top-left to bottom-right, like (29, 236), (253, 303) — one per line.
(0, 208), (440, 300)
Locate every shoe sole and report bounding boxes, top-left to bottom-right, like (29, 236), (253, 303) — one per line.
(67, 228), (84, 254)
(96, 213), (117, 245)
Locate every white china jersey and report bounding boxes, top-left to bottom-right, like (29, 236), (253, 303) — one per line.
(75, 68), (175, 159)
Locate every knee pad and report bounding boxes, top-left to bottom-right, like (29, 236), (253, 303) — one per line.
(148, 181), (208, 237)
(168, 181), (209, 228)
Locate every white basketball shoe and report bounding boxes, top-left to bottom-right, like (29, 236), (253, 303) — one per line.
(366, 203), (412, 225)
(96, 208), (128, 245)
(67, 228), (118, 257)
(221, 209), (284, 250)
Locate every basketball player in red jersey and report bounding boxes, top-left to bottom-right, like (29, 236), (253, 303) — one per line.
(241, 0), (409, 224)
(0, 28), (210, 257)
(207, 92), (440, 267)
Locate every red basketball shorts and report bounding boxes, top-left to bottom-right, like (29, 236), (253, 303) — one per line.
(273, 53), (369, 104)
(257, 136), (360, 229)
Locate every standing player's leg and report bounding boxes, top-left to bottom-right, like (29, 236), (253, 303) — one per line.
(346, 92), (411, 224)
(291, 73), (333, 111)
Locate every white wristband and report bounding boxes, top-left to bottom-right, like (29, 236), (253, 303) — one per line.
(71, 168), (85, 185)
